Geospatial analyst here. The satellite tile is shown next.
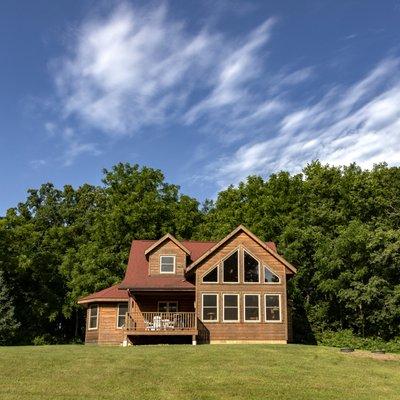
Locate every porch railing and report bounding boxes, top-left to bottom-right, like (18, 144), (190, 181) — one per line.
(125, 312), (196, 332)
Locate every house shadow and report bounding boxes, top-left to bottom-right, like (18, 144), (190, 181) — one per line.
(197, 320), (210, 344)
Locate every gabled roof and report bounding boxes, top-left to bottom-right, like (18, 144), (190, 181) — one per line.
(186, 225), (297, 274)
(119, 240), (216, 291)
(77, 284), (129, 304)
(144, 233), (191, 256)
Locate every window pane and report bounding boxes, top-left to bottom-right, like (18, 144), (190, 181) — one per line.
(162, 256), (174, 264)
(224, 307), (238, 321)
(203, 294), (217, 307)
(203, 266), (218, 282)
(89, 305), (98, 329)
(118, 304), (128, 316)
(118, 316), (125, 328)
(266, 308), (280, 321)
(245, 307), (259, 321)
(161, 256), (175, 273)
(223, 251), (238, 282)
(89, 305), (98, 318)
(224, 295), (238, 307)
(245, 295), (258, 307)
(244, 251), (259, 282)
(266, 295), (279, 307)
(265, 267), (280, 283)
(168, 302), (178, 312)
(203, 307), (217, 320)
(266, 295), (280, 321)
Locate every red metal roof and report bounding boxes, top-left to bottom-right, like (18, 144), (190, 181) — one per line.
(77, 284), (129, 304)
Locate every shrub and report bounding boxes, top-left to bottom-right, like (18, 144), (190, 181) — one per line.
(316, 330), (400, 353)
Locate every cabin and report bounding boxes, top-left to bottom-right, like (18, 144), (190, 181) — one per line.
(78, 225), (297, 345)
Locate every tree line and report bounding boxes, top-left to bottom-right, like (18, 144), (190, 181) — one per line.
(0, 161), (399, 345)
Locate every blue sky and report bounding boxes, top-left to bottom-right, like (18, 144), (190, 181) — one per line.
(1, 1), (400, 215)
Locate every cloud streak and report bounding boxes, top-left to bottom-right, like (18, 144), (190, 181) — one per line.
(210, 57), (400, 187)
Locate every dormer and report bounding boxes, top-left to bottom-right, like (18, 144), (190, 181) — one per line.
(145, 233), (190, 276)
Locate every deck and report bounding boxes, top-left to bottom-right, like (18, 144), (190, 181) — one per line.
(125, 312), (197, 336)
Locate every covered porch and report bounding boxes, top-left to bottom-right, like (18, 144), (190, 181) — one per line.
(124, 291), (197, 341)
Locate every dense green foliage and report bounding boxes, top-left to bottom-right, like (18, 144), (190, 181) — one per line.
(0, 161), (399, 345)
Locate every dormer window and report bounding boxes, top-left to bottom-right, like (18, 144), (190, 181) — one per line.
(160, 255), (176, 274)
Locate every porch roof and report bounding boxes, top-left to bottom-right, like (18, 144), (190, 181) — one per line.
(77, 284), (129, 304)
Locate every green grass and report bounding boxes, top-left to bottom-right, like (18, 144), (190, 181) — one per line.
(0, 344), (399, 400)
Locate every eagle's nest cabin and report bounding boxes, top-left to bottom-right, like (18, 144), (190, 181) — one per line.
(78, 225), (297, 345)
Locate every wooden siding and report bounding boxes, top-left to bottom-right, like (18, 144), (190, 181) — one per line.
(195, 231), (288, 343)
(148, 239), (187, 276)
(84, 302), (127, 345)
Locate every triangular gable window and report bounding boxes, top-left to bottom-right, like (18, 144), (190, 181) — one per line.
(264, 266), (280, 283)
(202, 266), (218, 283)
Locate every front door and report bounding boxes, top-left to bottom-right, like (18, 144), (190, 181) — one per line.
(158, 301), (178, 312)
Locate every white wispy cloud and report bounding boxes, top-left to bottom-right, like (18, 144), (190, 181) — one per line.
(210, 57), (400, 187)
(51, 3), (285, 139)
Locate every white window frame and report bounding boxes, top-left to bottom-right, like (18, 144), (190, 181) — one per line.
(201, 265), (219, 284)
(88, 304), (99, 330)
(265, 293), (282, 323)
(264, 265), (281, 284)
(160, 255), (176, 274)
(222, 293), (240, 323)
(242, 248), (261, 284)
(116, 303), (128, 329)
(201, 293), (219, 322)
(222, 248), (240, 284)
(157, 301), (179, 312)
(243, 294), (261, 322)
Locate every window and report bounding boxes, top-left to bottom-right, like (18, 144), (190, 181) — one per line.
(264, 266), (280, 283)
(244, 251), (260, 283)
(117, 303), (128, 328)
(265, 294), (281, 322)
(223, 294), (239, 322)
(244, 294), (260, 322)
(202, 266), (218, 283)
(202, 294), (218, 321)
(223, 251), (239, 283)
(160, 255), (175, 273)
(88, 304), (98, 330)
(158, 301), (178, 312)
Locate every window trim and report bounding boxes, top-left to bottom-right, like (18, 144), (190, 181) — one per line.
(157, 301), (179, 312)
(265, 293), (282, 323)
(116, 303), (128, 329)
(222, 248), (240, 284)
(201, 264), (219, 284)
(88, 304), (99, 330)
(201, 293), (219, 322)
(159, 255), (176, 274)
(222, 293), (240, 323)
(243, 293), (261, 323)
(242, 248), (261, 284)
(264, 265), (281, 284)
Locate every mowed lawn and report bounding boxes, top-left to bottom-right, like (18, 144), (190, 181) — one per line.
(0, 344), (399, 400)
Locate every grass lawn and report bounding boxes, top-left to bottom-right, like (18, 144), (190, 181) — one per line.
(0, 344), (399, 400)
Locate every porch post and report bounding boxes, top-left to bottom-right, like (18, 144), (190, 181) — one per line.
(192, 334), (197, 346)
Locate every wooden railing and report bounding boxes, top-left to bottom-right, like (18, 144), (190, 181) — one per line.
(125, 312), (196, 332)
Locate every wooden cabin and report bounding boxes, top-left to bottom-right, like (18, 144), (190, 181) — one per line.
(78, 225), (297, 345)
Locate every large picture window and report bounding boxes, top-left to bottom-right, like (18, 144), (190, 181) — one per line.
(223, 251), (239, 283)
(202, 266), (218, 283)
(244, 294), (260, 322)
(117, 303), (128, 328)
(88, 304), (98, 330)
(160, 255), (176, 273)
(202, 294), (218, 321)
(265, 294), (281, 322)
(244, 251), (260, 283)
(223, 294), (239, 322)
